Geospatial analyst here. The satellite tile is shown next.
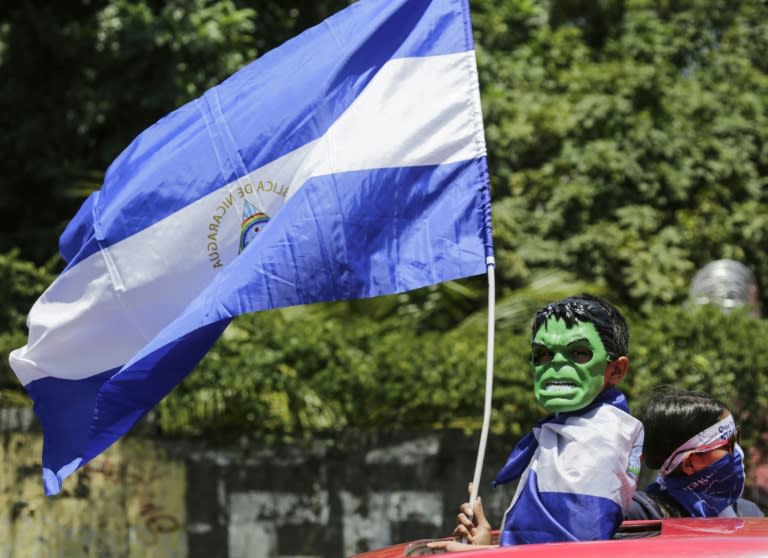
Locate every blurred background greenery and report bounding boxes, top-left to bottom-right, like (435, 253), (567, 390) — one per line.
(1, 0), (766, 495)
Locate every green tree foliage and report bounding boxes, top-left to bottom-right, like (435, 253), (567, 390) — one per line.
(0, 250), (55, 402)
(0, 0), (348, 263)
(476, 0), (768, 313)
(629, 304), (768, 474)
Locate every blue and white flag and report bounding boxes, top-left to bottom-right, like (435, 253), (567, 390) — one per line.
(493, 389), (643, 545)
(9, 0), (493, 495)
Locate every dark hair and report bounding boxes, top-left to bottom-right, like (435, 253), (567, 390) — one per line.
(531, 293), (629, 359)
(640, 387), (731, 470)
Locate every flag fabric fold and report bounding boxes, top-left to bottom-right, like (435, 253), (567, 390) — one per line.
(10, 0), (493, 495)
(493, 389), (644, 545)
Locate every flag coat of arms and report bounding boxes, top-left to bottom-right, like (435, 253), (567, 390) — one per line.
(10, 0), (493, 495)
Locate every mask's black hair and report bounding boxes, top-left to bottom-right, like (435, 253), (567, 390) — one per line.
(531, 293), (629, 360)
(640, 386), (731, 470)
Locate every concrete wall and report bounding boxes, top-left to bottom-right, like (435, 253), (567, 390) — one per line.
(0, 411), (517, 558)
(1, 428), (187, 557)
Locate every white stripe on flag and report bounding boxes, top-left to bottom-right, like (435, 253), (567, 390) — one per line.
(532, 405), (642, 506)
(11, 51), (485, 386)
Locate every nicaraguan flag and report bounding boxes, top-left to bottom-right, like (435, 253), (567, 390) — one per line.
(494, 389), (644, 544)
(9, 0), (493, 495)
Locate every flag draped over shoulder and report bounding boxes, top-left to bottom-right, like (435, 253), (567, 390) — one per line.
(10, 0), (493, 495)
(493, 389), (643, 545)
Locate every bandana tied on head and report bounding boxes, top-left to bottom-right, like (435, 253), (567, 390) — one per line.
(659, 415), (738, 476)
(650, 415), (746, 517)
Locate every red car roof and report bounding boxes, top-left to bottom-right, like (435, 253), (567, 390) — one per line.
(351, 518), (768, 558)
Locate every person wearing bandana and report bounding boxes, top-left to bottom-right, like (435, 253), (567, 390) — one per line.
(626, 387), (764, 519)
(429, 294), (644, 551)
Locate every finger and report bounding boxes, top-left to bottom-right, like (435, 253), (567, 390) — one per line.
(466, 483), (480, 518)
(473, 496), (486, 518)
(428, 541), (472, 552)
(460, 504), (479, 527)
(473, 500), (492, 531)
(453, 524), (470, 539)
(467, 481), (483, 504)
(457, 512), (474, 528)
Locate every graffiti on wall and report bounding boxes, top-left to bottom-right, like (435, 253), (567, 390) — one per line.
(0, 434), (187, 558)
(84, 457), (184, 546)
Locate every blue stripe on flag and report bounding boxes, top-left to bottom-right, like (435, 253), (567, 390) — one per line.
(25, 368), (118, 489)
(11, 0), (493, 495)
(128, 159), (490, 350)
(499, 471), (623, 546)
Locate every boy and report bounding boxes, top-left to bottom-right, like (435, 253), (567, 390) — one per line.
(625, 387), (763, 519)
(431, 294), (643, 549)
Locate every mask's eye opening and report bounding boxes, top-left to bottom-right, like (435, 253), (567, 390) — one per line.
(568, 347), (593, 364)
(531, 346), (553, 365)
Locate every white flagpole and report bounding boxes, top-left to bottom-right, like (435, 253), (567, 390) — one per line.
(468, 256), (496, 508)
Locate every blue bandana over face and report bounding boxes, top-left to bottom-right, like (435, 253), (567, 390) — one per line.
(650, 447), (746, 517)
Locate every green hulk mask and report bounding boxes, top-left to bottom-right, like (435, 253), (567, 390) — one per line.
(532, 317), (611, 413)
